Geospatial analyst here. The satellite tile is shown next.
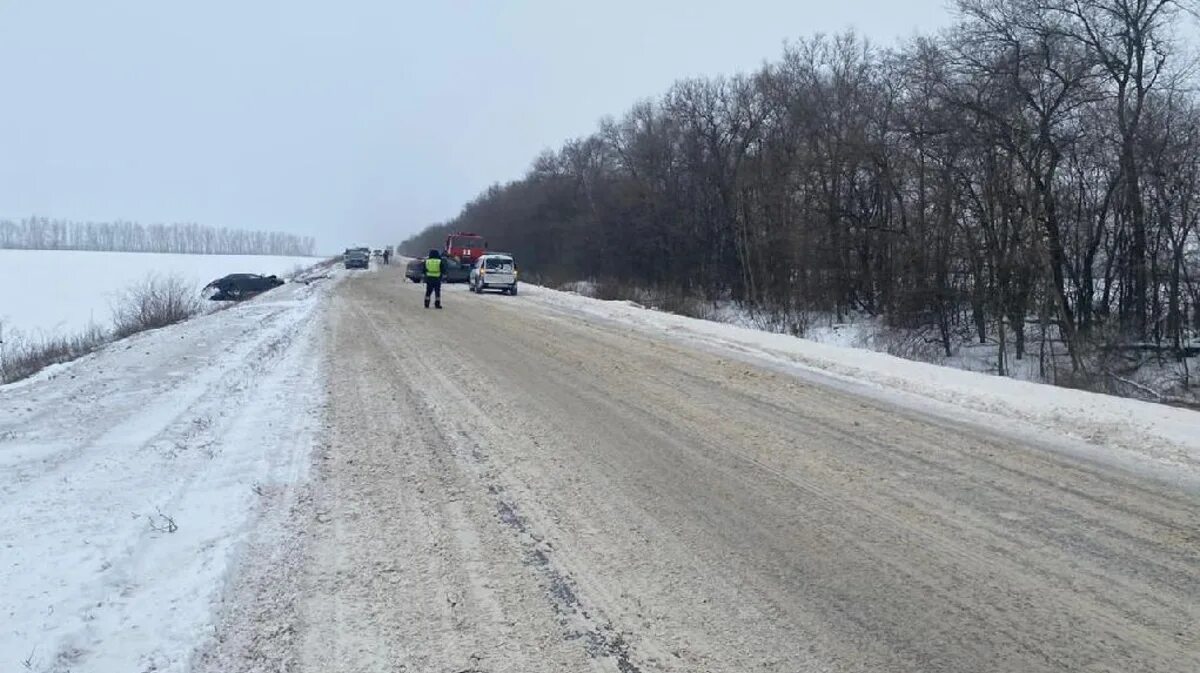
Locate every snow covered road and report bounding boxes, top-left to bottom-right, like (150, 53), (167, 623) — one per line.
(5, 264), (1199, 672)
(1, 276), (332, 672)
(201, 268), (1197, 673)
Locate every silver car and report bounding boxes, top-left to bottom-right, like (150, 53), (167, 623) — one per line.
(469, 254), (519, 295)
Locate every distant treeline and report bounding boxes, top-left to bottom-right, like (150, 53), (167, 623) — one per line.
(402, 0), (1200, 379)
(1, 217), (315, 257)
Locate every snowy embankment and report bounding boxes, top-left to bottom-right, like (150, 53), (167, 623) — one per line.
(521, 284), (1200, 483)
(0, 249), (324, 336)
(0, 273), (336, 673)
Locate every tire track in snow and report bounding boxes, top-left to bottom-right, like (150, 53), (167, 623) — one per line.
(354, 297), (632, 671)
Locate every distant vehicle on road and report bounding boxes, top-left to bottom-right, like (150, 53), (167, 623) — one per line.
(203, 273), (284, 301)
(344, 249), (369, 269)
(469, 254), (518, 295)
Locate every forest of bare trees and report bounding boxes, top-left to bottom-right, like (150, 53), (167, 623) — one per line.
(402, 0), (1200, 399)
(0, 217), (315, 256)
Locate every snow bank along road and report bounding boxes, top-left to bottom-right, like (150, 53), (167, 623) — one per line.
(196, 267), (1198, 673)
(1, 276), (329, 673)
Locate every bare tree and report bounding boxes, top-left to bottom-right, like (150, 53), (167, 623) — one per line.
(397, 7), (1200, 400)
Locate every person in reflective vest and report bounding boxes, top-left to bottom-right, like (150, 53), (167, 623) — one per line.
(424, 249), (443, 309)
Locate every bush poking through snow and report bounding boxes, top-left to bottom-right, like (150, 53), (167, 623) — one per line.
(1, 273), (205, 384)
(111, 274), (202, 339)
(0, 321), (108, 384)
(146, 508), (178, 534)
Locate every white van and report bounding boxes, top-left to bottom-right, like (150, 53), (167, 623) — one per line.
(469, 254), (518, 295)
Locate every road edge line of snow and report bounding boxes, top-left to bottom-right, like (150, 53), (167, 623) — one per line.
(521, 284), (1200, 486)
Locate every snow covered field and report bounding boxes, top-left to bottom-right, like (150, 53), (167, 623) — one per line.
(0, 249), (324, 336)
(0, 273), (336, 673)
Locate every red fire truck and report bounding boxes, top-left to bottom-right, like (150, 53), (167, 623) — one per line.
(445, 232), (487, 266)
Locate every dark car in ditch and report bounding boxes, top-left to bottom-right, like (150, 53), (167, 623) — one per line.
(204, 273), (285, 301)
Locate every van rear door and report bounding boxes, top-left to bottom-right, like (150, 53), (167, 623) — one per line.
(481, 257), (516, 286)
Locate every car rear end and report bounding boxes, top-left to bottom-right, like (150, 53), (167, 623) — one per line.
(475, 255), (518, 294)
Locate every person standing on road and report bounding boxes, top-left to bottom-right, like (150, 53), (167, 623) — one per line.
(383, 248), (391, 265)
(424, 249), (443, 309)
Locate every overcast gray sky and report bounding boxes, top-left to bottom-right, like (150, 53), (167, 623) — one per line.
(0, 0), (954, 252)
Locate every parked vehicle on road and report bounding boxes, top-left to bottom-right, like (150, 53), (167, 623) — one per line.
(445, 232), (487, 269)
(405, 258), (425, 283)
(408, 255), (469, 283)
(441, 256), (470, 283)
(344, 249), (369, 269)
(203, 273), (284, 301)
(469, 254), (518, 295)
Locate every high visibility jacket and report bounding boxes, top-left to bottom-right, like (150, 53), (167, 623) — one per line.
(424, 258), (442, 278)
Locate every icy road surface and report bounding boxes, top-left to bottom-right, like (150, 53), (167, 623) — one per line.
(197, 268), (1199, 673)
